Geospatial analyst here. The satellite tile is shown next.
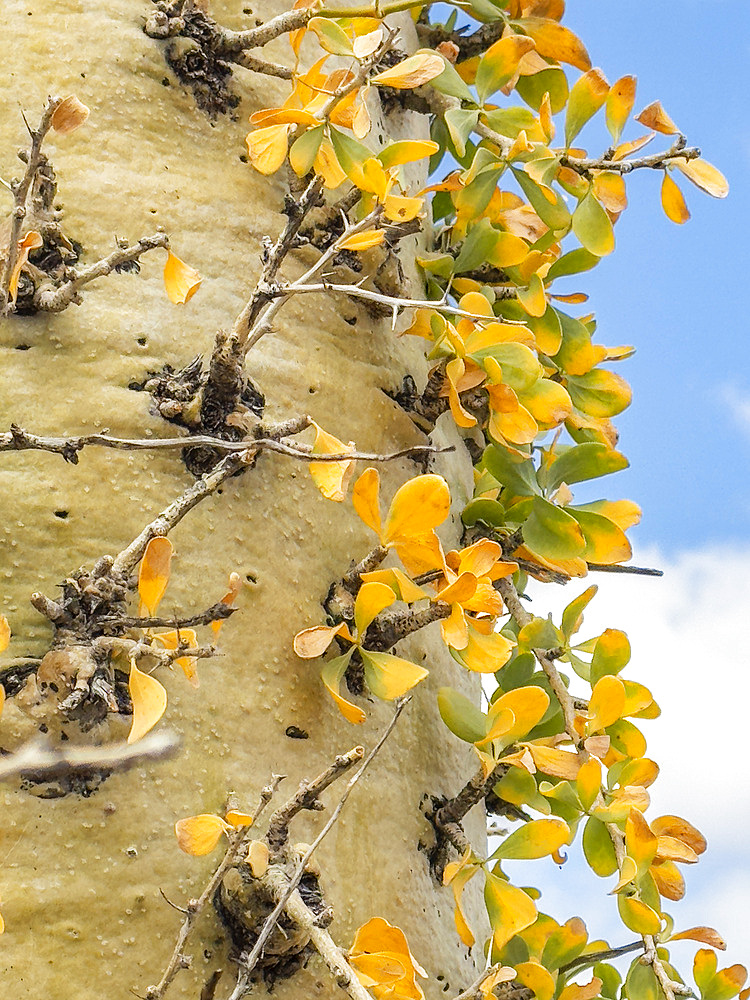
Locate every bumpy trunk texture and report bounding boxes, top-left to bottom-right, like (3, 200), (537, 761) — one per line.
(0, 2), (485, 997)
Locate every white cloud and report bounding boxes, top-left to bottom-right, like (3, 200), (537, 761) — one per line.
(721, 383), (750, 438)
(502, 544), (750, 968)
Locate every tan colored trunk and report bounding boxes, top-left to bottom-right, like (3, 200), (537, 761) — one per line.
(0, 2), (485, 997)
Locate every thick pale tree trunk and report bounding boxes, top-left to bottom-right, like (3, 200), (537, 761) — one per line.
(0, 3), (485, 998)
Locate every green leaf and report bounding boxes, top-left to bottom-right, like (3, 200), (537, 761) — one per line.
(567, 508), (631, 563)
(437, 687), (486, 744)
(461, 498), (506, 528)
(572, 192), (615, 257)
(516, 67), (569, 114)
(455, 218), (503, 273)
(582, 816), (618, 876)
(444, 107), (479, 158)
(431, 57), (474, 102)
(474, 342), (542, 392)
(547, 247), (600, 281)
(483, 444), (540, 497)
(523, 497), (586, 560)
(565, 68), (610, 146)
(482, 106), (538, 139)
(595, 962), (622, 1000)
(624, 957), (661, 1000)
(329, 127), (372, 177)
(455, 165), (504, 223)
(553, 310), (597, 376)
(512, 166), (571, 231)
(545, 443), (628, 492)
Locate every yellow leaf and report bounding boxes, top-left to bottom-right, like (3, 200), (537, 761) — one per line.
(611, 132), (655, 161)
(152, 628), (199, 687)
(0, 684), (5, 719)
(0, 616), (10, 652)
(371, 51), (445, 89)
(617, 894), (662, 936)
(587, 674), (626, 733)
(360, 649), (429, 700)
(315, 140), (347, 189)
(249, 107), (319, 127)
(611, 854), (637, 893)
(353, 467), (383, 539)
(517, 272), (547, 318)
(384, 474), (450, 544)
(514, 962), (555, 1000)
(245, 123), (292, 175)
(674, 157), (729, 199)
(225, 809), (254, 828)
(446, 357), (478, 428)
(441, 603), (469, 650)
(670, 926), (726, 950)
(525, 743), (582, 780)
(163, 251), (202, 305)
(558, 980), (602, 1000)
(443, 849), (480, 947)
(435, 572), (478, 606)
(51, 95), (90, 134)
(393, 530), (445, 578)
(294, 623), (351, 659)
(379, 140), (439, 168)
(576, 756), (602, 811)
(520, 18), (591, 71)
(309, 421), (355, 502)
(8, 230), (42, 303)
(635, 100), (680, 135)
(490, 686), (550, 743)
(661, 171), (690, 224)
(174, 813), (230, 856)
(625, 808), (658, 874)
(453, 622), (515, 673)
(593, 171), (628, 214)
(605, 75), (636, 142)
(484, 871), (537, 950)
(337, 229), (386, 251)
(355, 581), (396, 636)
(360, 568), (426, 603)
(654, 835), (698, 865)
(211, 571), (242, 635)
(383, 193), (423, 223)
(127, 661), (168, 744)
(138, 536), (173, 616)
(246, 840), (270, 877)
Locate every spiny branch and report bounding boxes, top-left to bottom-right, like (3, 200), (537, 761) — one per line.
(0, 96), (62, 314)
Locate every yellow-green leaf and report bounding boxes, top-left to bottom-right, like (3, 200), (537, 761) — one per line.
(572, 191), (615, 257)
(127, 660), (168, 744)
(565, 68), (609, 146)
(492, 817), (570, 860)
(617, 894), (661, 935)
(524, 496), (586, 560)
(476, 35), (536, 103)
(583, 816), (618, 876)
(321, 649), (365, 724)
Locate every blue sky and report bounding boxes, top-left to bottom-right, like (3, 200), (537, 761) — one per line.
(558, 0), (750, 553)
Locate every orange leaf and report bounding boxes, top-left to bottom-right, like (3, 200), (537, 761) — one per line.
(635, 100), (679, 135)
(51, 95), (90, 134)
(8, 230), (42, 303)
(152, 628), (199, 687)
(661, 172), (690, 224)
(211, 571), (242, 635)
(0, 616), (10, 653)
(138, 537), (173, 616)
(371, 51), (444, 89)
(225, 809), (254, 828)
(127, 661), (168, 744)
(671, 926), (726, 949)
(163, 251), (202, 304)
(520, 18), (591, 71)
(650, 814), (706, 855)
(605, 76), (636, 142)
(174, 814), (230, 856)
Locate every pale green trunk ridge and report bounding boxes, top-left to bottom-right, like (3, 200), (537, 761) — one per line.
(0, 2), (486, 998)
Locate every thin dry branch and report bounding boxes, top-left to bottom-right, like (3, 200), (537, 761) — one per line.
(145, 773), (284, 1000)
(1, 97), (62, 313)
(559, 140), (700, 175)
(235, 701), (408, 984)
(1, 423), (450, 466)
(0, 730), (180, 783)
(33, 233), (170, 312)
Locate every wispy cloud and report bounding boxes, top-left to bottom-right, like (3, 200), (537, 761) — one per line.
(721, 383), (750, 438)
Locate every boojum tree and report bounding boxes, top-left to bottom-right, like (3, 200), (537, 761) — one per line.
(0, 2), (742, 1000)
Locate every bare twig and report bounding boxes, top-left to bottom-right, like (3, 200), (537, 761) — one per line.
(236, 700), (408, 982)
(559, 141), (700, 175)
(33, 233), (170, 312)
(145, 774), (284, 1000)
(435, 762), (508, 829)
(559, 940), (644, 977)
(1, 423), (450, 466)
(0, 730), (180, 783)
(1, 96), (62, 314)
(266, 746), (365, 854)
(588, 562), (663, 577)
